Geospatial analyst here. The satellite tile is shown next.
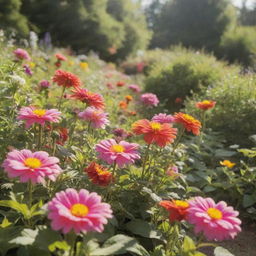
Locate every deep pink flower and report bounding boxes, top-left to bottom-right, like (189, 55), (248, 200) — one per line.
(78, 107), (109, 129)
(2, 149), (62, 184)
(95, 139), (140, 167)
(152, 113), (174, 124)
(187, 197), (241, 241)
(47, 188), (112, 234)
(23, 64), (33, 76)
(13, 48), (31, 61)
(140, 93), (159, 107)
(17, 106), (61, 128)
(39, 80), (51, 88)
(128, 84), (141, 93)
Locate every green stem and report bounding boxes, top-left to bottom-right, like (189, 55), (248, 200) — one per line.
(57, 86), (66, 110)
(28, 181), (33, 209)
(171, 127), (185, 155)
(141, 144), (151, 179)
(38, 124), (43, 150)
(200, 111), (207, 142)
(67, 233), (77, 256)
(112, 161), (117, 178)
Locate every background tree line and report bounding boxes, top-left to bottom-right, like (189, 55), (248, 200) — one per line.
(0, 0), (255, 65)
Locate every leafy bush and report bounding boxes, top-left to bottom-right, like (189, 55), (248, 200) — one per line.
(218, 26), (256, 67)
(144, 49), (238, 111)
(184, 74), (256, 146)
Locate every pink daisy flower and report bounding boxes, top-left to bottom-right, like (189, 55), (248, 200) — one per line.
(2, 149), (62, 184)
(17, 106), (61, 128)
(47, 188), (112, 234)
(78, 107), (109, 129)
(95, 139), (140, 167)
(187, 197), (241, 241)
(140, 93), (159, 107)
(128, 84), (141, 93)
(13, 48), (31, 61)
(152, 113), (175, 124)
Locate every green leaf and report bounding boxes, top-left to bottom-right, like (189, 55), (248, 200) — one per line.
(214, 149), (236, 158)
(48, 241), (70, 252)
(183, 236), (196, 252)
(214, 247), (234, 256)
(0, 217), (12, 228)
(126, 219), (163, 240)
(0, 200), (30, 219)
(91, 234), (150, 256)
(243, 194), (256, 208)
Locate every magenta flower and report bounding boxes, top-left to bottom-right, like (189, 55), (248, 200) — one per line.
(95, 139), (140, 167)
(13, 48), (31, 61)
(78, 107), (109, 129)
(17, 106), (61, 128)
(187, 197), (241, 241)
(2, 149), (62, 184)
(140, 93), (159, 107)
(128, 84), (141, 93)
(39, 80), (51, 88)
(152, 113), (175, 124)
(47, 188), (112, 234)
(23, 64), (33, 76)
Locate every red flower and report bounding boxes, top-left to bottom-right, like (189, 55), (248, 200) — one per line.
(132, 119), (177, 147)
(119, 101), (128, 109)
(174, 112), (201, 135)
(159, 200), (189, 222)
(116, 81), (125, 87)
(55, 53), (67, 61)
(84, 162), (113, 186)
(175, 97), (183, 104)
(196, 100), (216, 110)
(56, 128), (69, 145)
(69, 87), (105, 109)
(52, 70), (81, 88)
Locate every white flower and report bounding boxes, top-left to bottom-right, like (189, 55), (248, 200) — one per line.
(9, 75), (26, 86)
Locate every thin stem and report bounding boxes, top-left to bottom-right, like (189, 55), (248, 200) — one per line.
(171, 127), (185, 155)
(28, 181), (33, 209)
(200, 111), (207, 142)
(141, 144), (151, 179)
(37, 124), (43, 150)
(57, 86), (66, 110)
(112, 161), (117, 178)
(67, 233), (77, 256)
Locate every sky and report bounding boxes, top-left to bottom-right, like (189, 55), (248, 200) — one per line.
(141, 0), (255, 8)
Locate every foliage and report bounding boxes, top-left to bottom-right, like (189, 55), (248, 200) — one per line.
(150, 0), (236, 51)
(144, 48), (237, 111)
(0, 0), (30, 37)
(217, 26), (256, 67)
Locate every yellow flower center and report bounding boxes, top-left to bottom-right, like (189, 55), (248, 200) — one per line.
(24, 158), (42, 169)
(183, 114), (195, 122)
(207, 208), (223, 220)
(111, 144), (125, 153)
(70, 203), (89, 217)
(201, 100), (211, 105)
(33, 109), (46, 117)
(150, 122), (162, 131)
(174, 200), (189, 208)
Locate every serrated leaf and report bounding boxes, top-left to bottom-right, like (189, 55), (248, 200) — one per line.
(0, 200), (30, 219)
(0, 217), (12, 228)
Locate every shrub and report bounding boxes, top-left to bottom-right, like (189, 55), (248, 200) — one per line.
(218, 26), (256, 67)
(144, 48), (237, 111)
(184, 74), (256, 146)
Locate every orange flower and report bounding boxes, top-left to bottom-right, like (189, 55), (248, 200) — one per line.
(116, 81), (125, 87)
(159, 200), (189, 222)
(69, 87), (105, 109)
(84, 162), (113, 186)
(174, 112), (201, 135)
(125, 95), (133, 103)
(119, 101), (128, 109)
(196, 100), (216, 110)
(175, 97), (183, 104)
(128, 111), (137, 116)
(52, 70), (81, 88)
(220, 160), (236, 168)
(132, 119), (177, 147)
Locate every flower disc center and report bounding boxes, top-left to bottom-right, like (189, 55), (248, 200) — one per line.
(207, 208), (223, 220)
(24, 157), (42, 169)
(71, 203), (89, 217)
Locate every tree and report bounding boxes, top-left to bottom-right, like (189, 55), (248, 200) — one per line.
(0, 0), (29, 37)
(150, 0), (236, 51)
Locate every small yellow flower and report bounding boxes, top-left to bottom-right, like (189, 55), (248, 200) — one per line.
(29, 62), (36, 68)
(68, 61), (74, 66)
(80, 62), (89, 70)
(220, 160), (236, 168)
